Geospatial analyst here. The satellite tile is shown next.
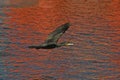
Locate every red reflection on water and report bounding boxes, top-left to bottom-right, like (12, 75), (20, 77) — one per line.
(4, 0), (71, 80)
(103, 0), (120, 27)
(99, 1), (120, 80)
(104, 0), (120, 64)
(3, 0), (120, 80)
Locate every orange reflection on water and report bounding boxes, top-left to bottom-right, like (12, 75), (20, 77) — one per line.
(106, 0), (120, 26)
(98, 1), (120, 80)
(2, 0), (120, 80)
(104, 0), (120, 64)
(4, 0), (72, 79)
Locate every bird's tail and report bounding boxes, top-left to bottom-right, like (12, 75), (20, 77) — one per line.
(28, 45), (41, 49)
(28, 46), (37, 48)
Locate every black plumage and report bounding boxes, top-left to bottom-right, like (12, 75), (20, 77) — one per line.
(28, 22), (73, 49)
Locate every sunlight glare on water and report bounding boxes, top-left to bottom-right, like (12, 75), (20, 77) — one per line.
(0, 0), (120, 80)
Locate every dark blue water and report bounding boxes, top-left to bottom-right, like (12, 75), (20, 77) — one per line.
(0, 0), (120, 80)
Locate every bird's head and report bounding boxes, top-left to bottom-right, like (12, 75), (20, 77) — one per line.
(65, 42), (74, 46)
(58, 42), (74, 47)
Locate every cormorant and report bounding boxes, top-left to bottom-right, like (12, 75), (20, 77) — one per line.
(28, 22), (73, 49)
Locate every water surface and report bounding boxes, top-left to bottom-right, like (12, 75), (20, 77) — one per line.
(0, 0), (120, 80)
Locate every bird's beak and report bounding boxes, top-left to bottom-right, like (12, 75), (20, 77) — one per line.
(66, 43), (74, 46)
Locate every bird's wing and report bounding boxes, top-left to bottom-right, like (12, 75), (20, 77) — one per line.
(45, 23), (70, 43)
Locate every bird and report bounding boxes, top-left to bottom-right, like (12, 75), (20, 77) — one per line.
(28, 22), (73, 49)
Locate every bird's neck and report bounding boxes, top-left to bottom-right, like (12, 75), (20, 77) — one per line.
(57, 42), (66, 47)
